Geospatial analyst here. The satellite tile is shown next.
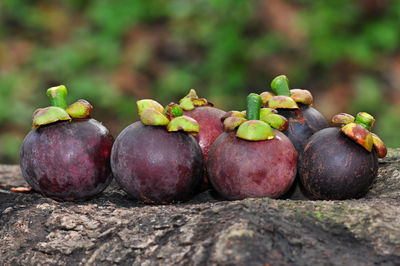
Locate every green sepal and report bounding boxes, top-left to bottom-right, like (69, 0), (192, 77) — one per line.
(355, 112), (375, 131)
(179, 97), (195, 111)
(371, 133), (387, 158)
(221, 110), (246, 122)
(183, 89), (198, 99)
(261, 113), (289, 131)
(32, 106), (71, 129)
(46, 85), (68, 110)
(260, 92), (275, 107)
(163, 103), (184, 120)
(332, 113), (355, 125)
(236, 120), (275, 141)
(266, 96), (299, 109)
(341, 123), (373, 152)
(223, 116), (246, 132)
(137, 99), (164, 116)
(290, 89), (313, 105)
(271, 75), (291, 96)
(167, 115), (200, 135)
(259, 107), (278, 119)
(66, 99), (93, 119)
(140, 108), (170, 126)
(192, 98), (209, 107)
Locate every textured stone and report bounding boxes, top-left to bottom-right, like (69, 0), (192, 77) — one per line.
(0, 149), (400, 265)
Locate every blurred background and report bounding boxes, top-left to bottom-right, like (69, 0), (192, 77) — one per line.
(0, 0), (399, 164)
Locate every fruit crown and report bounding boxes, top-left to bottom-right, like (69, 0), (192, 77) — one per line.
(332, 112), (387, 158)
(137, 99), (199, 135)
(221, 93), (288, 141)
(178, 89), (213, 111)
(262, 75), (313, 110)
(32, 85), (93, 129)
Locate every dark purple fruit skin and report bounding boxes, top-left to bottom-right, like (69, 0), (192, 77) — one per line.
(111, 122), (204, 203)
(184, 106), (226, 161)
(299, 127), (378, 200)
(278, 105), (329, 153)
(207, 130), (297, 200)
(20, 119), (114, 200)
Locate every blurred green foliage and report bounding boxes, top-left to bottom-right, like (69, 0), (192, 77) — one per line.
(0, 0), (399, 163)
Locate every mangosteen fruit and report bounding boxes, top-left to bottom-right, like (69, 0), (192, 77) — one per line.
(20, 85), (114, 200)
(262, 75), (329, 199)
(172, 89), (226, 190)
(178, 90), (226, 160)
(207, 93), (297, 200)
(111, 99), (204, 203)
(299, 112), (387, 200)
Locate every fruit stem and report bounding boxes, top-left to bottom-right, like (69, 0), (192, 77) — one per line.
(46, 85), (68, 110)
(246, 93), (262, 120)
(355, 112), (374, 131)
(271, 75), (291, 96)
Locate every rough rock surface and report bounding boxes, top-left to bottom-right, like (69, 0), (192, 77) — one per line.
(1, 149), (400, 265)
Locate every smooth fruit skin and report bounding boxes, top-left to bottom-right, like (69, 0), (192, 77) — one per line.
(111, 122), (204, 203)
(299, 127), (378, 200)
(207, 130), (297, 200)
(184, 106), (226, 161)
(20, 119), (114, 200)
(278, 105), (328, 153)
(184, 106), (226, 191)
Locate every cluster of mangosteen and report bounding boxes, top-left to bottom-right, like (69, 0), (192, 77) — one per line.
(19, 75), (387, 203)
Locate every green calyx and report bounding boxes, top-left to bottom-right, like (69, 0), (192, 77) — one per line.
(341, 123), (373, 152)
(259, 108), (288, 130)
(221, 110), (246, 122)
(66, 99), (93, 119)
(137, 99), (164, 116)
(179, 97), (195, 111)
(32, 107), (71, 129)
(290, 89), (313, 105)
(163, 103), (184, 120)
(259, 107), (277, 118)
(260, 113), (289, 131)
(167, 115), (200, 135)
(179, 89), (212, 111)
(141, 108), (170, 126)
(33, 85), (93, 128)
(222, 93), (289, 141)
(223, 116), (246, 132)
(332, 112), (386, 158)
(371, 133), (387, 158)
(46, 85), (68, 109)
(236, 120), (275, 141)
(264, 75), (313, 109)
(332, 113), (355, 125)
(137, 99), (200, 135)
(266, 96), (299, 109)
(260, 92), (275, 106)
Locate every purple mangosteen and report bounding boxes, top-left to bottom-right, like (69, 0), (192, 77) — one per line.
(299, 112), (387, 200)
(20, 85), (114, 200)
(262, 75), (329, 198)
(207, 93), (297, 200)
(177, 89), (226, 161)
(171, 90), (226, 191)
(111, 99), (204, 203)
